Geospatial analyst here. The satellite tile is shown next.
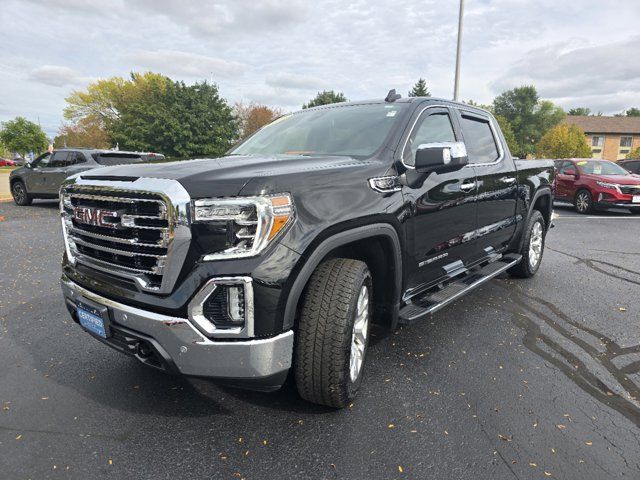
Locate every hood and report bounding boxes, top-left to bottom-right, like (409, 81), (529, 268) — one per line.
(77, 154), (379, 198)
(586, 173), (640, 185)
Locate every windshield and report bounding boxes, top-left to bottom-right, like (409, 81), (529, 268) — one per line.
(576, 160), (630, 176)
(230, 103), (407, 158)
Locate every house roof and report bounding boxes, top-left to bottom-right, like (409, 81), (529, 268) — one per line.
(563, 115), (640, 135)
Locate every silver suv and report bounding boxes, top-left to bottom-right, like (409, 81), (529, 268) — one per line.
(9, 149), (164, 205)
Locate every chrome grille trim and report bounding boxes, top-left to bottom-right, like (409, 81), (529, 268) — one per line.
(60, 177), (191, 294)
(71, 236), (168, 259)
(67, 226), (168, 247)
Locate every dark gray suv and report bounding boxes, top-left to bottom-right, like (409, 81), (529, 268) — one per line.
(9, 149), (164, 205)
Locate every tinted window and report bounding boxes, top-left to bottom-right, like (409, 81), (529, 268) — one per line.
(48, 151), (70, 167)
(33, 152), (51, 167)
(622, 161), (639, 173)
(559, 161), (576, 174)
(231, 103), (407, 158)
(404, 112), (456, 165)
(71, 152), (86, 164)
(93, 153), (144, 166)
(460, 115), (499, 164)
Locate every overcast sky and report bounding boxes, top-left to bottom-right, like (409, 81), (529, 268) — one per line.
(1, 0), (639, 138)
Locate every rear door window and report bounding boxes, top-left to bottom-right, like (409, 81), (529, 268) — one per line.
(48, 151), (70, 167)
(459, 114), (500, 164)
(93, 153), (144, 166)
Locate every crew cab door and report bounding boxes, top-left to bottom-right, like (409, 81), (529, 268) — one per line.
(400, 106), (479, 290)
(455, 110), (518, 254)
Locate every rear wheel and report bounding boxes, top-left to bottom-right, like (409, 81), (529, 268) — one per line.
(574, 190), (592, 214)
(294, 258), (372, 408)
(509, 210), (546, 278)
(11, 181), (32, 206)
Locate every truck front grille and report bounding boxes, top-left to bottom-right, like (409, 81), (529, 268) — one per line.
(60, 178), (192, 294)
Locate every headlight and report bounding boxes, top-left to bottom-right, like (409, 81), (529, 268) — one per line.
(193, 194), (294, 260)
(596, 181), (619, 191)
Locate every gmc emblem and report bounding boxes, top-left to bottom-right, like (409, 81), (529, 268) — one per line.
(73, 207), (120, 229)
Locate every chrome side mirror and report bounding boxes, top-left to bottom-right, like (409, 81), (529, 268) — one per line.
(415, 141), (468, 173)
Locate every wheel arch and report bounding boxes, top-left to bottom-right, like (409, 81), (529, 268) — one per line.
(282, 223), (403, 333)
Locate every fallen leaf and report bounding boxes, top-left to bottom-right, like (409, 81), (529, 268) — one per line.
(544, 472), (552, 477)
(262, 440), (268, 445)
(498, 434), (512, 442)
(585, 441), (592, 446)
(556, 424), (566, 430)
(15, 434), (22, 440)
(108, 459), (113, 465)
(388, 424), (395, 429)
(551, 448), (557, 454)
(618, 307), (627, 312)
(444, 430), (449, 435)
(398, 465), (404, 473)
(529, 462), (537, 467)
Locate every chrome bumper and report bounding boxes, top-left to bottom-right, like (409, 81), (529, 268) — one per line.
(60, 274), (293, 380)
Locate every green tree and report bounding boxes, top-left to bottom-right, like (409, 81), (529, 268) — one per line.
(408, 78), (430, 97)
(54, 117), (110, 149)
(493, 86), (565, 157)
(625, 108), (640, 117)
(536, 124), (592, 158)
(568, 107), (591, 116)
(627, 147), (640, 159)
(64, 72), (238, 157)
(0, 117), (49, 156)
(302, 90), (347, 109)
(494, 114), (518, 156)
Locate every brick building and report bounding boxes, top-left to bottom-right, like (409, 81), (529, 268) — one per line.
(563, 115), (640, 161)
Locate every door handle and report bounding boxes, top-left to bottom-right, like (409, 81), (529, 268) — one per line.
(459, 181), (476, 192)
(500, 176), (516, 184)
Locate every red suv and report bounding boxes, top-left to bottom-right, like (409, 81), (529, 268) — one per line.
(554, 159), (640, 214)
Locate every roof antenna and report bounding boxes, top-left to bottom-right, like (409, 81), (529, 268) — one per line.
(385, 89), (401, 102)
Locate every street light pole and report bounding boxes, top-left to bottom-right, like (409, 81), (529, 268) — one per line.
(453, 0), (465, 101)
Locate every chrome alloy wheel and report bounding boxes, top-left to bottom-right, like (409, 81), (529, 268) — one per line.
(349, 285), (369, 382)
(528, 221), (543, 268)
(576, 192), (590, 213)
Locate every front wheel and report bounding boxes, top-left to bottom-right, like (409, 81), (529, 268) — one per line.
(509, 210), (546, 278)
(11, 181), (32, 206)
(574, 190), (592, 214)
(294, 258), (372, 408)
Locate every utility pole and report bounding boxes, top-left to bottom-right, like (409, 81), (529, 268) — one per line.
(453, 0), (465, 101)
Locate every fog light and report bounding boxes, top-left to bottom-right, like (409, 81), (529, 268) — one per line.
(188, 277), (254, 338)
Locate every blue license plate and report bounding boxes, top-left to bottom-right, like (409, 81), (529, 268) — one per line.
(78, 306), (107, 338)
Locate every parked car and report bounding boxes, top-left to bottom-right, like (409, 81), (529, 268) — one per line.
(0, 158), (17, 167)
(9, 149), (164, 206)
(59, 94), (554, 407)
(554, 159), (640, 214)
(618, 159), (640, 175)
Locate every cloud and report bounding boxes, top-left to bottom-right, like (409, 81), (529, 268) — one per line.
(127, 0), (306, 38)
(29, 65), (93, 87)
(265, 73), (329, 91)
(490, 36), (640, 110)
(127, 50), (248, 79)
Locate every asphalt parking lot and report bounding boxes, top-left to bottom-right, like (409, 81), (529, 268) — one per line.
(1, 199), (639, 480)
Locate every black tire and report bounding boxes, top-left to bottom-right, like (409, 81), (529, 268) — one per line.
(574, 189), (592, 214)
(11, 180), (32, 206)
(630, 209), (640, 215)
(508, 210), (546, 278)
(294, 258), (372, 408)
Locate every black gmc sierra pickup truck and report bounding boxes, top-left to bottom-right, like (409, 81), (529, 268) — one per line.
(59, 93), (554, 407)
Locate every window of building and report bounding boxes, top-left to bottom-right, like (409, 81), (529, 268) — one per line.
(620, 136), (633, 148)
(592, 136), (603, 147)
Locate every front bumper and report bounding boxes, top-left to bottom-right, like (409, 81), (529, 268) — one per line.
(61, 274), (294, 390)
